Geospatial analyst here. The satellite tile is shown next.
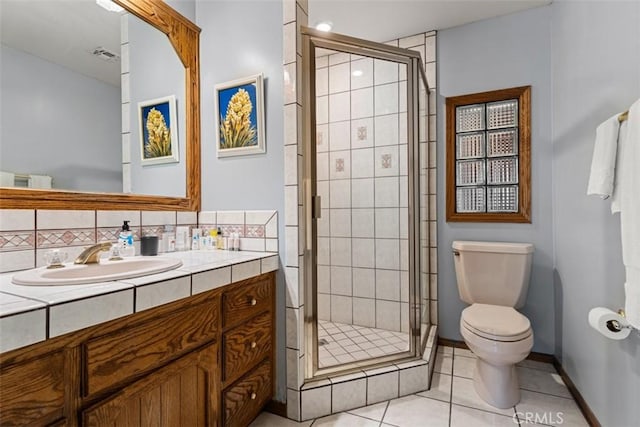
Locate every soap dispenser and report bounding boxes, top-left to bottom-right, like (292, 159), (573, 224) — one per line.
(118, 220), (135, 257)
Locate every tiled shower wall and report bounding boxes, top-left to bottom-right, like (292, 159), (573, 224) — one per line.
(282, 0), (438, 418)
(0, 209), (278, 274)
(315, 51), (411, 333)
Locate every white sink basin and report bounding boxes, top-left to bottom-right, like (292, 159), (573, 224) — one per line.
(12, 257), (183, 286)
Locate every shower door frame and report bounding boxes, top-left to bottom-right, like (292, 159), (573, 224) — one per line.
(301, 27), (431, 380)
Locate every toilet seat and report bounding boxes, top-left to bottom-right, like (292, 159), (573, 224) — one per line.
(462, 303), (532, 342)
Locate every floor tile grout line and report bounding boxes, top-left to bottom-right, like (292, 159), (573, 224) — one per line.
(379, 400), (391, 425)
(450, 402), (518, 420)
(519, 387), (574, 400)
(448, 347), (459, 426)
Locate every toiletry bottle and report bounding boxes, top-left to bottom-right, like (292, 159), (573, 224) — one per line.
(175, 226), (189, 251)
(209, 229), (218, 250)
(118, 221), (135, 257)
(216, 227), (223, 249)
(191, 228), (202, 250)
(163, 225), (176, 252)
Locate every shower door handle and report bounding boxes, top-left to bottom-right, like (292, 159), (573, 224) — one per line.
(312, 195), (322, 219)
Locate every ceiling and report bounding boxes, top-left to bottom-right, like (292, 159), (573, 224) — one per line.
(1, 0), (122, 87)
(308, 0), (551, 42)
(0, 0), (551, 88)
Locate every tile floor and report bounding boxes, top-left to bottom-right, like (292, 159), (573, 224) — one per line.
(318, 320), (410, 368)
(252, 346), (589, 427)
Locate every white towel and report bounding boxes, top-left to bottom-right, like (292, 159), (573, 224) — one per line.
(27, 174), (52, 189)
(625, 280), (640, 329)
(619, 99), (640, 270)
(0, 171), (15, 187)
(587, 114), (621, 199)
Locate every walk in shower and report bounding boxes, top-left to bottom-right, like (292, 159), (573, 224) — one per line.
(302, 28), (431, 379)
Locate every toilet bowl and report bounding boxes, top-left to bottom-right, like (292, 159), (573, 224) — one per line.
(460, 303), (533, 408)
(452, 241), (535, 409)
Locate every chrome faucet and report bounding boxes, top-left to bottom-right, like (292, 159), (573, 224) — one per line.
(74, 242), (113, 265)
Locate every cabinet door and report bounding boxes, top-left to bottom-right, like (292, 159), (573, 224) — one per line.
(83, 342), (219, 427)
(0, 349), (66, 427)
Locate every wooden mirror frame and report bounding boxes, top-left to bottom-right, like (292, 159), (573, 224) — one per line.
(0, 0), (201, 211)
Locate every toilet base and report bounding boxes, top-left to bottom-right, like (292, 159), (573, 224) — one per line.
(473, 357), (520, 409)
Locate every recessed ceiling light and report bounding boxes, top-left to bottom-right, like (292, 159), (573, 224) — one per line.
(315, 21), (333, 32)
(352, 70), (363, 77)
(96, 0), (124, 13)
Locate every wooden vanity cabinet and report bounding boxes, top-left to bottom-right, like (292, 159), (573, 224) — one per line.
(221, 276), (275, 426)
(0, 271), (275, 427)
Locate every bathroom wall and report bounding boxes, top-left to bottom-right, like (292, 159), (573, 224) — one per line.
(437, 6), (554, 354)
(195, 0), (286, 401)
(0, 44), (122, 193)
(551, 1), (640, 426)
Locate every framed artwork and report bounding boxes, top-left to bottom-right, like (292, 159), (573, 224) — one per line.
(215, 74), (265, 157)
(138, 95), (179, 165)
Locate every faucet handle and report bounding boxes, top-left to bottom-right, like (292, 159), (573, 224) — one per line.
(44, 250), (67, 269)
(109, 244), (123, 261)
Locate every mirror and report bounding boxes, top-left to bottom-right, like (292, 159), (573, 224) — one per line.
(0, 0), (201, 211)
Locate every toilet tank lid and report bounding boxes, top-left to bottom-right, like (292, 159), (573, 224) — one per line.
(452, 241), (534, 254)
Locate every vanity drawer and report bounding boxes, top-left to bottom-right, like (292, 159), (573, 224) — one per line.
(222, 275), (272, 327)
(223, 311), (272, 384)
(85, 299), (219, 397)
(223, 359), (272, 427)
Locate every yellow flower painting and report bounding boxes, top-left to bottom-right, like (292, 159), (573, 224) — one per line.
(219, 88), (257, 149)
(145, 108), (172, 158)
(216, 74), (265, 157)
(138, 95), (179, 165)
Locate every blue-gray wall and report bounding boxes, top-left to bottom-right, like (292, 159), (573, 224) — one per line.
(552, 1), (639, 426)
(196, 0), (285, 401)
(437, 6), (554, 354)
(0, 44), (121, 192)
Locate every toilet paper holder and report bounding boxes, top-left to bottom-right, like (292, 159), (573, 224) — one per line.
(608, 309), (640, 335)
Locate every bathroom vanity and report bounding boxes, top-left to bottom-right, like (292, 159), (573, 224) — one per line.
(0, 252), (277, 426)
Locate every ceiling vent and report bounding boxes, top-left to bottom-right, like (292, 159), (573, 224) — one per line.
(91, 47), (120, 63)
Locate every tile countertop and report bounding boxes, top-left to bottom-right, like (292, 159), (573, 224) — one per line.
(0, 250), (279, 353)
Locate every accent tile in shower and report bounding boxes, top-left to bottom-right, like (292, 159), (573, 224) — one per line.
(351, 118), (374, 147)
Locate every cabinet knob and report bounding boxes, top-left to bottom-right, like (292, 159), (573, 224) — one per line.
(251, 341), (257, 349)
(250, 298), (257, 306)
(250, 392), (257, 400)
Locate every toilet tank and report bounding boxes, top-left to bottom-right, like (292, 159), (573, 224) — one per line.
(452, 241), (534, 308)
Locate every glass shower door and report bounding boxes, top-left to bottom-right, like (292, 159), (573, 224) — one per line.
(302, 28), (430, 378)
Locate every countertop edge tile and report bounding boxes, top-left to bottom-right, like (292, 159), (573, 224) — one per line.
(1, 251), (279, 350)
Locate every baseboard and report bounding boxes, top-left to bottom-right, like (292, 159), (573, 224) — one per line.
(553, 361), (601, 427)
(438, 338), (599, 427)
(437, 337), (468, 349)
(264, 399), (287, 418)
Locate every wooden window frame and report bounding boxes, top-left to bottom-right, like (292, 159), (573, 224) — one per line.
(446, 86), (531, 223)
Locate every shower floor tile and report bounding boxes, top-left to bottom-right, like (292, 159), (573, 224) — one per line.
(318, 320), (409, 368)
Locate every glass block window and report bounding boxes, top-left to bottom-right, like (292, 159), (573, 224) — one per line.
(446, 86), (531, 222)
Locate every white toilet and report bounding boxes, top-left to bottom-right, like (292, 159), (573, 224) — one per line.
(452, 240), (534, 409)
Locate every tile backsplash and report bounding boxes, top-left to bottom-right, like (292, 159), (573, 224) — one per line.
(0, 209), (278, 273)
